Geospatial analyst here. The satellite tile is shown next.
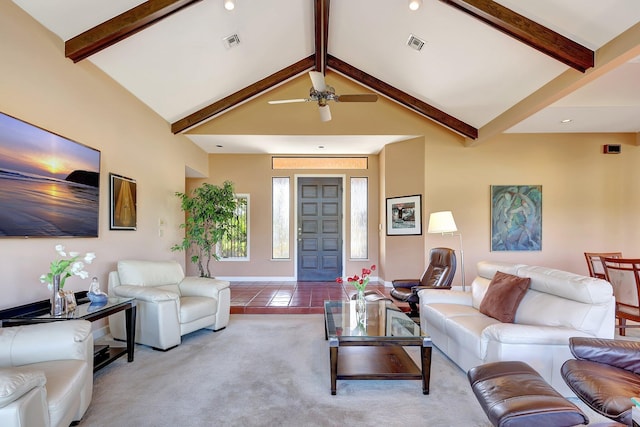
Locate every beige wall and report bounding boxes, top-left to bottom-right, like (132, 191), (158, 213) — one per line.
(380, 138), (425, 282)
(0, 2), (208, 309)
(424, 132), (640, 286)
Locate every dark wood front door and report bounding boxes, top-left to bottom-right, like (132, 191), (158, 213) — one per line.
(297, 177), (343, 281)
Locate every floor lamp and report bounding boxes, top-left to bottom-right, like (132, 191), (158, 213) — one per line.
(427, 211), (466, 291)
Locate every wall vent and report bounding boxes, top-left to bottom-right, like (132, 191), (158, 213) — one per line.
(603, 144), (621, 154)
(223, 34), (240, 49)
(407, 34), (425, 51)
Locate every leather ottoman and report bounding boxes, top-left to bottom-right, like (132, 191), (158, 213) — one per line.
(467, 361), (588, 427)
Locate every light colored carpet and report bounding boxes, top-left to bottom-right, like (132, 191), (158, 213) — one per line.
(80, 314), (616, 426)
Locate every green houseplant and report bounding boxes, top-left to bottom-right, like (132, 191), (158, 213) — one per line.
(172, 181), (236, 278)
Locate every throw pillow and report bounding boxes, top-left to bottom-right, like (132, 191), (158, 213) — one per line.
(479, 270), (530, 323)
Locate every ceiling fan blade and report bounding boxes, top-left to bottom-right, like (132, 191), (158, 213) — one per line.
(268, 98), (309, 104)
(335, 94), (378, 103)
(309, 71), (326, 92)
(319, 105), (331, 122)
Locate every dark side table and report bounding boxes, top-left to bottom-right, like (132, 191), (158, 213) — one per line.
(0, 293), (136, 372)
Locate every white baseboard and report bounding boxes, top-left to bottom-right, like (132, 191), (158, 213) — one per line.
(214, 276), (297, 282)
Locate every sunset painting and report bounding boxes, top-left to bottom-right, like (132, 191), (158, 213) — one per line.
(0, 112), (100, 237)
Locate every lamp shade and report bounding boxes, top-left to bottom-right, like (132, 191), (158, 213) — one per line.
(428, 211), (458, 234)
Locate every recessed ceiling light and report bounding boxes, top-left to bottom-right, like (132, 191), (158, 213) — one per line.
(409, 0), (422, 11)
(560, 119), (572, 124)
(216, 144), (223, 148)
(223, 0), (235, 11)
(318, 145), (325, 149)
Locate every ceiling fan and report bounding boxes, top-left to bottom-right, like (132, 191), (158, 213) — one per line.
(268, 71), (378, 122)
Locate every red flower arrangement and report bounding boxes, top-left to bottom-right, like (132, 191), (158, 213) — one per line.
(336, 265), (376, 292)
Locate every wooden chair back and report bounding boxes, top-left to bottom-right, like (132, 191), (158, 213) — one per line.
(601, 256), (640, 336)
(584, 252), (622, 279)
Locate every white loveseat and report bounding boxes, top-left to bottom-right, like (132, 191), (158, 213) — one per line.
(0, 320), (93, 427)
(108, 260), (231, 350)
(418, 261), (615, 396)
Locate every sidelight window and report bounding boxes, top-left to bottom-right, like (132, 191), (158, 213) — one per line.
(272, 177), (290, 259)
(350, 177), (368, 259)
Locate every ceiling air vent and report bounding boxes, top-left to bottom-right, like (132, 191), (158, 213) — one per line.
(222, 34), (240, 49)
(407, 34), (425, 51)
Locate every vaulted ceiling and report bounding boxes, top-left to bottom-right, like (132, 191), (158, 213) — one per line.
(12, 0), (640, 154)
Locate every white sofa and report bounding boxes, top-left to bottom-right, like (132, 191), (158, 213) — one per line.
(0, 320), (93, 427)
(418, 261), (615, 396)
(108, 260), (231, 351)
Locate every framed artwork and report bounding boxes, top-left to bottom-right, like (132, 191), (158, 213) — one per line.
(63, 290), (77, 313)
(386, 194), (422, 236)
(0, 112), (100, 237)
(386, 308), (420, 336)
(490, 185), (542, 251)
(110, 173), (137, 230)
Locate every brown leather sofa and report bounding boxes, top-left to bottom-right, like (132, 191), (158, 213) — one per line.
(561, 337), (640, 426)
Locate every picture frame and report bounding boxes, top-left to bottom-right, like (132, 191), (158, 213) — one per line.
(386, 307), (420, 336)
(63, 290), (77, 313)
(490, 185), (542, 251)
(110, 173), (137, 230)
(0, 112), (101, 237)
(386, 194), (422, 236)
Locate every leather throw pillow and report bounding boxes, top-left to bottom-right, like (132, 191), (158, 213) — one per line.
(479, 270), (530, 323)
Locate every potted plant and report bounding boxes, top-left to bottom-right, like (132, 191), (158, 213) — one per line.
(172, 181), (236, 278)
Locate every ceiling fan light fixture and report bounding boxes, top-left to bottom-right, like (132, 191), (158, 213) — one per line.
(409, 0), (422, 11)
(223, 0), (235, 11)
(269, 71), (377, 122)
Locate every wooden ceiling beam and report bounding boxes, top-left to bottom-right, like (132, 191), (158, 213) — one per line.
(440, 0), (593, 72)
(468, 21), (640, 147)
(171, 56), (315, 133)
(327, 56), (478, 139)
(65, 0), (203, 63)
(314, 0), (330, 73)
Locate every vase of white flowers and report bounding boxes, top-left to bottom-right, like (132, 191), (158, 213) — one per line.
(40, 244), (96, 316)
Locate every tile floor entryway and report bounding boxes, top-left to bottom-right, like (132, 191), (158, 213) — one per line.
(230, 281), (405, 314)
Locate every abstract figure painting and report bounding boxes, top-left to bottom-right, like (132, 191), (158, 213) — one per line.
(110, 173), (137, 230)
(491, 185), (542, 251)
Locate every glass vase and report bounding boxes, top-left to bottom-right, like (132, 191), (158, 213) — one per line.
(50, 274), (66, 316)
(355, 289), (366, 327)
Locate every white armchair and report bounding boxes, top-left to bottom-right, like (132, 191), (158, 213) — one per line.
(0, 320), (93, 427)
(108, 260), (231, 350)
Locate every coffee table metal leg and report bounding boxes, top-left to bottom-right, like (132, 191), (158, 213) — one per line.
(329, 339), (338, 395)
(421, 338), (432, 395)
(125, 305), (137, 362)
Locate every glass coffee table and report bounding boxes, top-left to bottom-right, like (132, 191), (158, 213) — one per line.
(324, 299), (432, 395)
